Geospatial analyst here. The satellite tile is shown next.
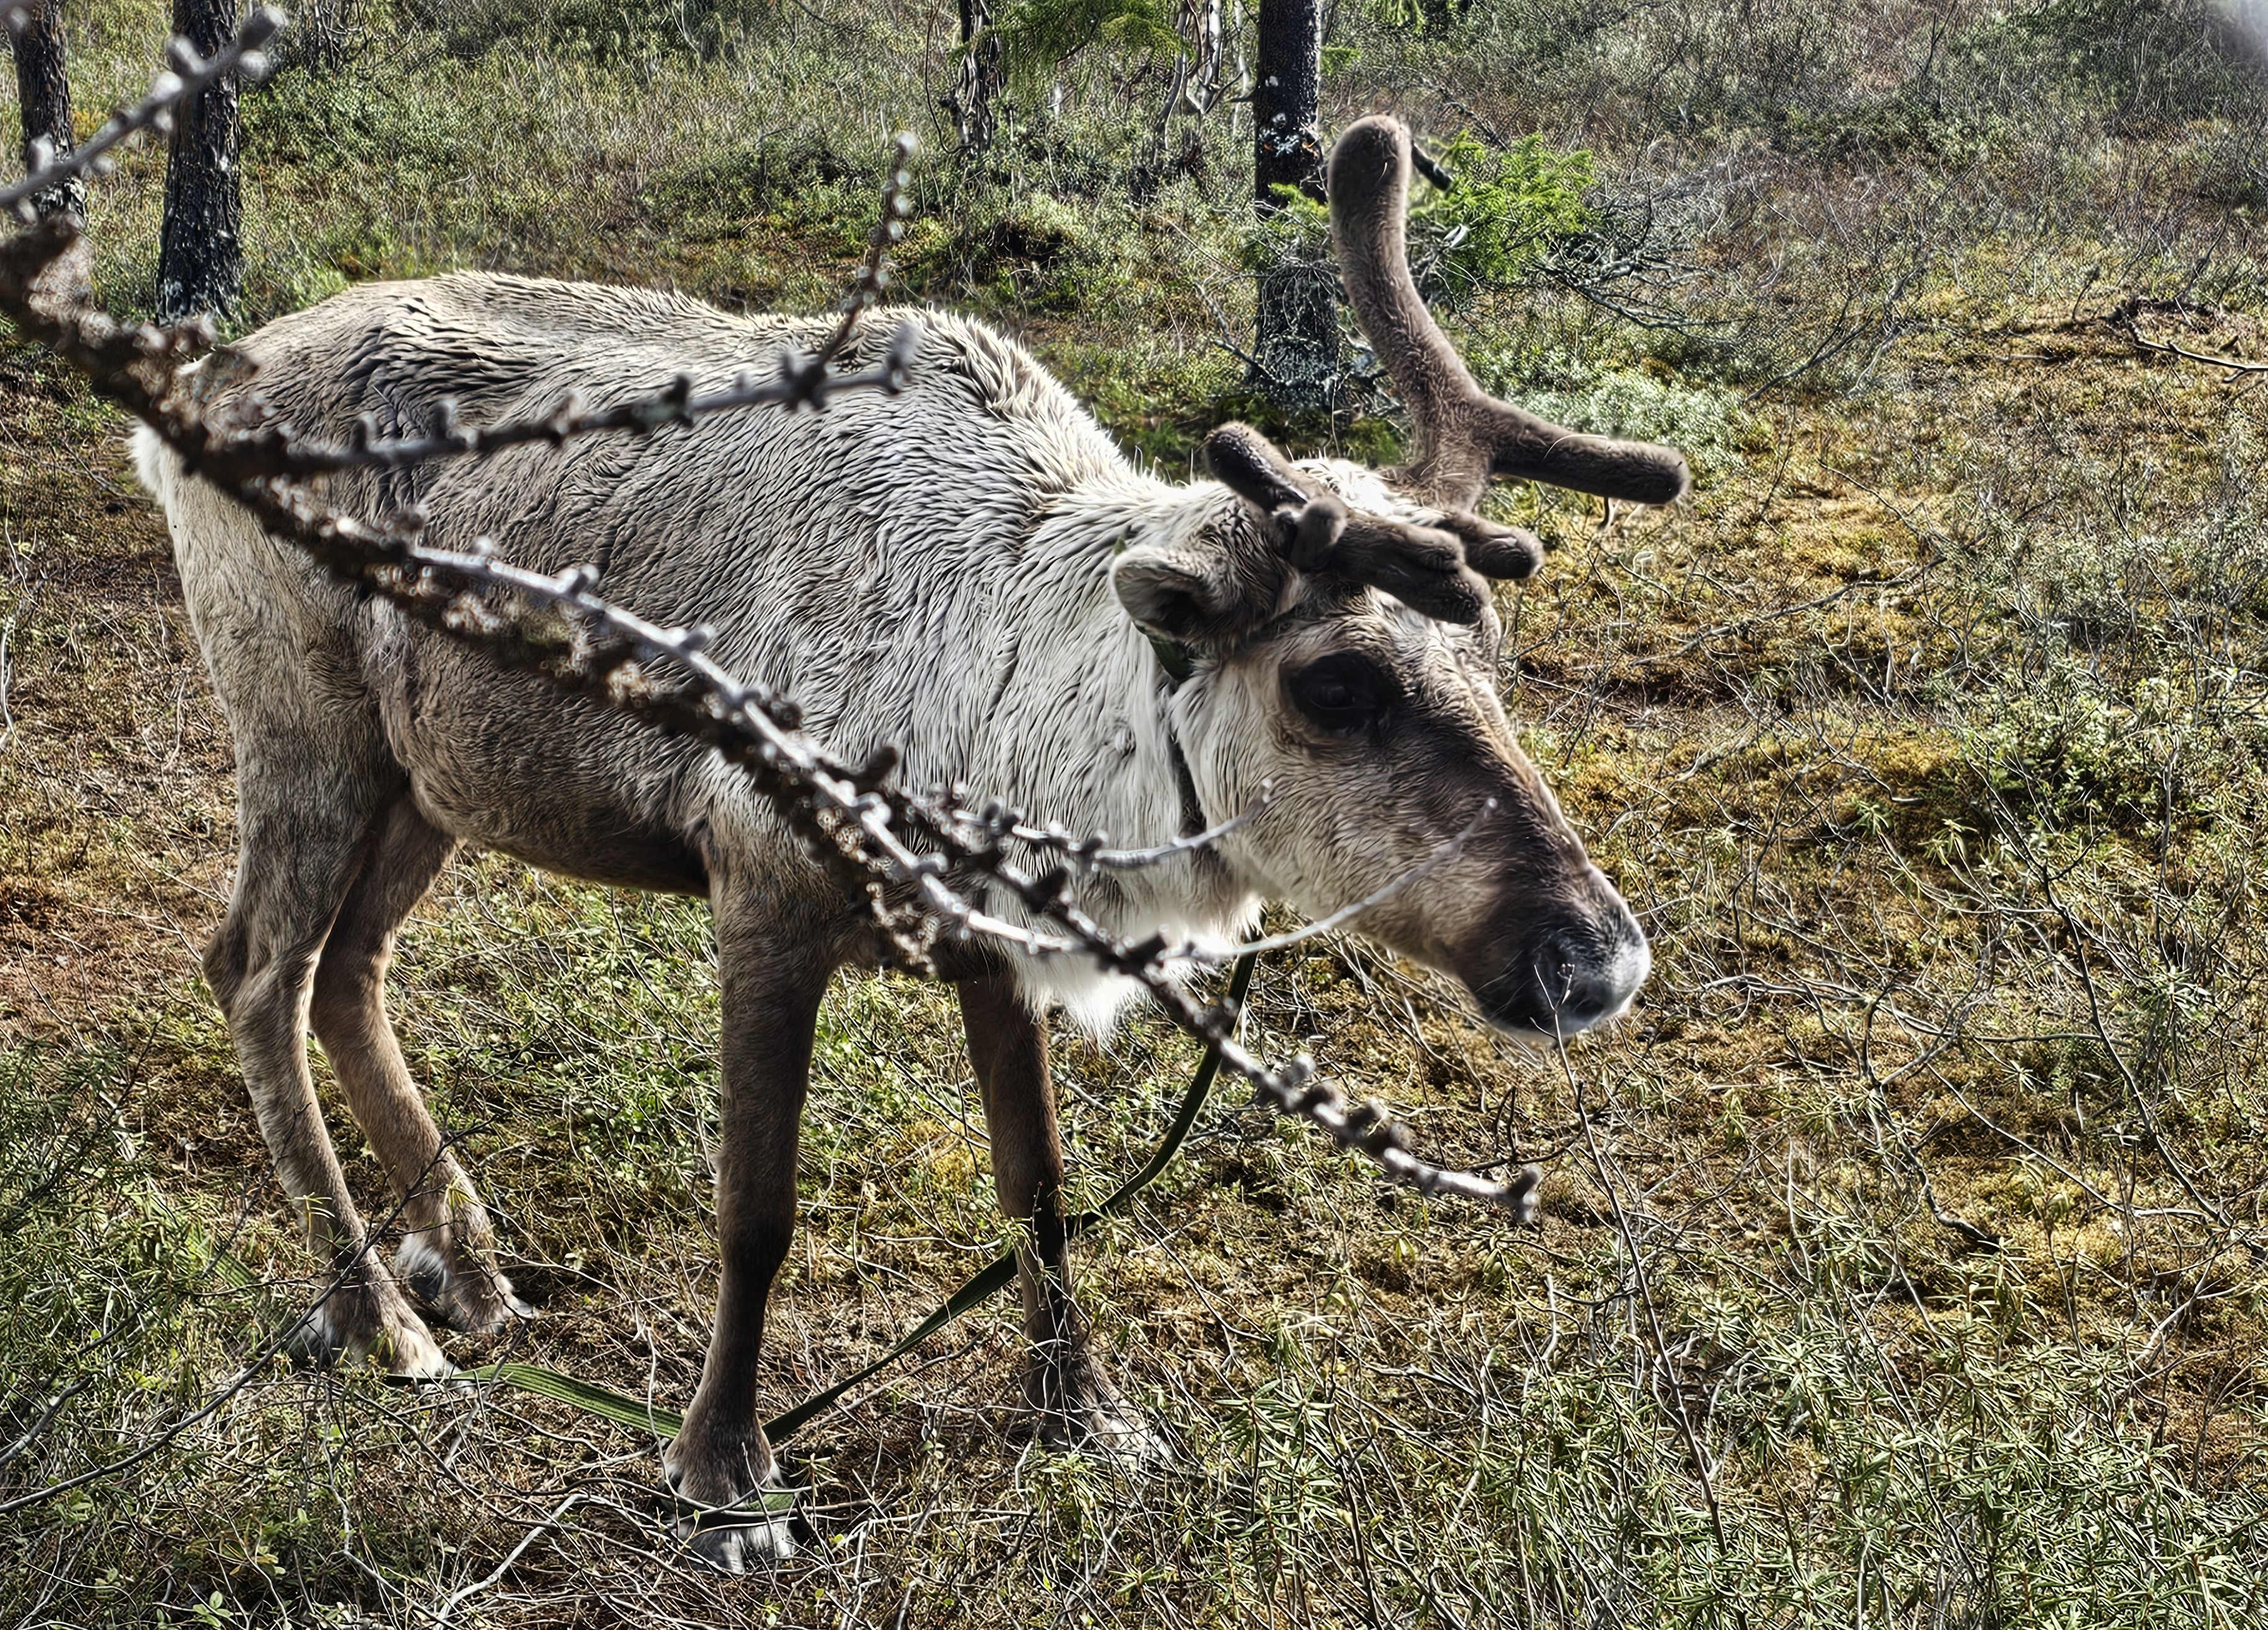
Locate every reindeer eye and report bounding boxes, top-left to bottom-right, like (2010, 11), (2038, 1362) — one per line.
(1287, 653), (1394, 734)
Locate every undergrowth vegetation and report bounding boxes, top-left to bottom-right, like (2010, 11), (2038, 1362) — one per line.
(5, 0), (2268, 1625)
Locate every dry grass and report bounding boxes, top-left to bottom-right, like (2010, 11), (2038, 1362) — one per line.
(6, 1), (2268, 1626)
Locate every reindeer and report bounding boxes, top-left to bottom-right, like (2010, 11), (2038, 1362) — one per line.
(134, 116), (1685, 1566)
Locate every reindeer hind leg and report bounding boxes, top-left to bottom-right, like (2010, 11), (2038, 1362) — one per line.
(207, 758), (450, 1377)
(309, 795), (527, 1335)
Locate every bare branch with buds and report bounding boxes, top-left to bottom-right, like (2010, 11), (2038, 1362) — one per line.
(0, 15), (1531, 1216)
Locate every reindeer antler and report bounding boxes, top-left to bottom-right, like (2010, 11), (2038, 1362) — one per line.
(1329, 116), (1691, 512)
(1205, 422), (1496, 624)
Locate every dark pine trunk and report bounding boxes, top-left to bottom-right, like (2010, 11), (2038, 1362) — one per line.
(1251, 0), (1336, 408)
(11, 0), (84, 221)
(1251, 0), (1323, 209)
(155, 0), (243, 323)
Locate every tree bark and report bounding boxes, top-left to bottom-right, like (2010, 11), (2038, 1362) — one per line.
(155, 0), (243, 324)
(1251, 258), (1338, 409)
(948, 0), (1004, 157)
(11, 0), (84, 221)
(1251, 0), (1336, 408)
(1251, 0), (1323, 208)
(1186, 0), (1225, 114)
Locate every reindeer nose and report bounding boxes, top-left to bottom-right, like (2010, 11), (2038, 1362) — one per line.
(1481, 890), (1650, 1038)
(1536, 919), (1651, 1035)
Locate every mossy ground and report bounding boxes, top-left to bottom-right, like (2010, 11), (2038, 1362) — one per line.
(5, 1), (2268, 1626)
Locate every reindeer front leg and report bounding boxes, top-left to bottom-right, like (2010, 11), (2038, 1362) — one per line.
(958, 976), (1168, 1462)
(665, 914), (832, 1570)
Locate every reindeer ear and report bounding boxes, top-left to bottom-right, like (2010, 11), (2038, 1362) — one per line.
(1112, 549), (1242, 645)
(1112, 550), (1218, 644)
(1111, 522), (1288, 649)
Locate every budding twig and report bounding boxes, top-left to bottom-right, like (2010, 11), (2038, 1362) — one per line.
(810, 131), (919, 370)
(204, 319), (922, 480)
(0, 6), (285, 221)
(951, 787), (1273, 872)
(0, 47), (1525, 1213)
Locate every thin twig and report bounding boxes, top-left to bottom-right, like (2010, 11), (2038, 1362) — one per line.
(2121, 319), (2268, 378)
(1171, 796), (1496, 963)
(994, 786), (1273, 871)
(0, 6), (284, 220)
(0, 64), (1523, 1211)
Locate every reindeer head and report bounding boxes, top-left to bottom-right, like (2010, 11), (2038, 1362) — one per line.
(1112, 116), (1687, 1040)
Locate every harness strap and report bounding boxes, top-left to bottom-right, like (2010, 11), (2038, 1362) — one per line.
(1146, 628), (1195, 685)
(439, 951), (1258, 1463)
(385, 603), (1240, 1519)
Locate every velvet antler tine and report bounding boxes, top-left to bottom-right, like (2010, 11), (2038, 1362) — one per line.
(1205, 424), (1487, 620)
(1328, 116), (1692, 511)
(1331, 515), (1488, 623)
(1206, 423), (1348, 571)
(1204, 423), (1314, 514)
(1480, 394), (1690, 506)
(1328, 119), (1489, 506)
(1432, 511), (1545, 581)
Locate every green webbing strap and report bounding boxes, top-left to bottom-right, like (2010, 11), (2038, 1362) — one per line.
(765, 947), (1256, 1442)
(446, 950), (1258, 1457)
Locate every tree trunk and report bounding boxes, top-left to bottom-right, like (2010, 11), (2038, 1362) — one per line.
(11, 0), (84, 221)
(155, 0), (243, 324)
(1251, 0), (1323, 208)
(948, 0), (1004, 158)
(1251, 259), (1338, 409)
(1251, 0), (1335, 409)
(1134, 0), (1225, 199)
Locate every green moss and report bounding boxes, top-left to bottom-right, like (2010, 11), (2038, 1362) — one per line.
(9, 0), (2268, 1623)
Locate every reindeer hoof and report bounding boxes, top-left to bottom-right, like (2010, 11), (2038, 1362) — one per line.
(1044, 1398), (1173, 1467)
(432, 1272), (535, 1336)
(683, 1508), (797, 1572)
(399, 1242), (534, 1335)
(1031, 1360), (1173, 1466)
(291, 1290), (453, 1380)
(381, 1319), (455, 1379)
(663, 1427), (797, 1569)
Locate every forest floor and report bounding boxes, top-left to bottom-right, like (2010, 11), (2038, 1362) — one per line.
(6, 2), (2268, 1627)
